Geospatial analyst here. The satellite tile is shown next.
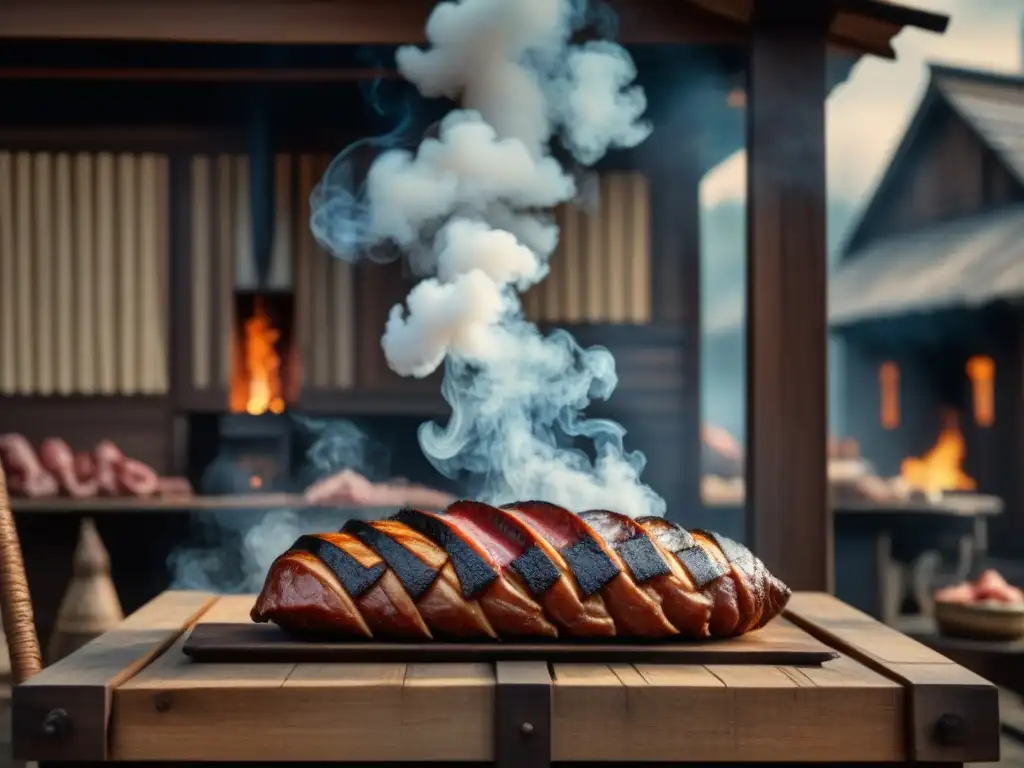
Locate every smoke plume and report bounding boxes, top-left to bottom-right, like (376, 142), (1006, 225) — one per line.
(311, 0), (665, 517)
(168, 417), (391, 592)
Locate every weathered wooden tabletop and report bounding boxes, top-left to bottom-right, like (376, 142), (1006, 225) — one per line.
(12, 590), (1001, 765)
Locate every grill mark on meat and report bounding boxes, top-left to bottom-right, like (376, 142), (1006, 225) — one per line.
(343, 519), (440, 600)
(288, 535), (386, 599)
(559, 536), (622, 596)
(393, 508), (498, 599)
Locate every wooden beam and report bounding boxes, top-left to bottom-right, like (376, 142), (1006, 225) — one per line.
(0, 0), (745, 45)
(744, 1), (833, 591)
(0, 68), (398, 83)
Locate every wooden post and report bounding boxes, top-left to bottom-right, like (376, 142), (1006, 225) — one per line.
(647, 128), (703, 522)
(745, 1), (833, 591)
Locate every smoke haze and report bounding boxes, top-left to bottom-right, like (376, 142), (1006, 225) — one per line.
(312, 0), (665, 517)
(168, 417), (394, 592)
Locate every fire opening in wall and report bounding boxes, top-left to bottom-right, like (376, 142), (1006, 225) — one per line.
(966, 355), (995, 427)
(229, 293), (296, 416)
(879, 361), (900, 430)
(899, 409), (976, 498)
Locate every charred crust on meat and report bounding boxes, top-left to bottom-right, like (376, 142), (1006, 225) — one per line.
(560, 536), (622, 596)
(695, 529), (756, 572)
(393, 508), (498, 599)
(675, 547), (728, 589)
(342, 519), (440, 600)
(635, 516), (698, 551)
(635, 518), (726, 589)
(287, 535), (386, 598)
(615, 535), (671, 584)
(509, 544), (562, 596)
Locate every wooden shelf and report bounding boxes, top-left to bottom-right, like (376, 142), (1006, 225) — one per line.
(702, 491), (1004, 517)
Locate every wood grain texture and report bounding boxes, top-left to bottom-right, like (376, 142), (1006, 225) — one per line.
(745, 4), (832, 591)
(11, 590), (215, 762)
(7, 591), (978, 763)
(552, 656), (904, 763)
(786, 591), (1001, 764)
(112, 595), (494, 762)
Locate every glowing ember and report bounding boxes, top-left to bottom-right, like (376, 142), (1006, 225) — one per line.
(230, 297), (285, 416)
(899, 410), (975, 496)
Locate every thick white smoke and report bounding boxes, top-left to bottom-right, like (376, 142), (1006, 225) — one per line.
(311, 0), (666, 517)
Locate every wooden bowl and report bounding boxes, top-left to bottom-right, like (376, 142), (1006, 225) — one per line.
(934, 599), (1024, 641)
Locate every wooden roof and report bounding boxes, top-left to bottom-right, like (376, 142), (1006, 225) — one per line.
(0, 0), (948, 55)
(830, 65), (1024, 327)
(843, 64), (1024, 257)
(830, 203), (1024, 327)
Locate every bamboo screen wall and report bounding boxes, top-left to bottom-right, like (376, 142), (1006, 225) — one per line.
(188, 153), (356, 393)
(521, 172), (651, 324)
(0, 151), (170, 396)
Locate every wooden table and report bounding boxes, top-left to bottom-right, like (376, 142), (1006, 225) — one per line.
(900, 615), (1024, 697)
(11, 591), (1000, 766)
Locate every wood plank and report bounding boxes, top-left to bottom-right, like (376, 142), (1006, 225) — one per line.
(113, 622), (494, 763)
(786, 591), (1000, 764)
(745, 0), (832, 591)
(553, 655), (904, 762)
(12, 589), (216, 761)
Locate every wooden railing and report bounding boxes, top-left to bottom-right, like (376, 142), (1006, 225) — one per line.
(0, 151), (170, 395)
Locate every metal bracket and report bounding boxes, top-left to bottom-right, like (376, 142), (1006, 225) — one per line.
(495, 661), (552, 768)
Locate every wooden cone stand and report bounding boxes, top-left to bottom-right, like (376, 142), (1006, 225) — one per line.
(48, 518), (124, 663)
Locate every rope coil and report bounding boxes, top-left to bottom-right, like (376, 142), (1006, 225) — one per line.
(0, 465), (42, 683)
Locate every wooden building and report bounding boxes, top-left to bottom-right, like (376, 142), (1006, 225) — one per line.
(0, 0), (949, 648)
(833, 64), (1024, 556)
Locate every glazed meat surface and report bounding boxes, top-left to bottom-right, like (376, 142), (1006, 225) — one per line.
(252, 501), (791, 640)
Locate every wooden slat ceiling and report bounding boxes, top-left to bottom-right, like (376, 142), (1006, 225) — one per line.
(0, 0), (948, 58)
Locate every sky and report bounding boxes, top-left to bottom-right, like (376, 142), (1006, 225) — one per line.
(701, 0), (1024, 210)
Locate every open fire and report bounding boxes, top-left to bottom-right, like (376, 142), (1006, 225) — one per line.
(700, 411), (980, 506)
(898, 410), (976, 497)
(230, 296), (286, 416)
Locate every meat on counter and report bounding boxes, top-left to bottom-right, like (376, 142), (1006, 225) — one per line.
(0, 433), (188, 499)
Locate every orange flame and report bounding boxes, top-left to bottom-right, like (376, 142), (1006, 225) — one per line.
(899, 410), (975, 495)
(230, 297), (285, 416)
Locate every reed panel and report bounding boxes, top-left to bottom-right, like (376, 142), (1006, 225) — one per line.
(0, 150), (170, 395)
(522, 172), (651, 325)
(295, 153), (356, 392)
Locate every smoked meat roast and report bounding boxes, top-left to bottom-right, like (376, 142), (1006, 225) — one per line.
(251, 501), (791, 640)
